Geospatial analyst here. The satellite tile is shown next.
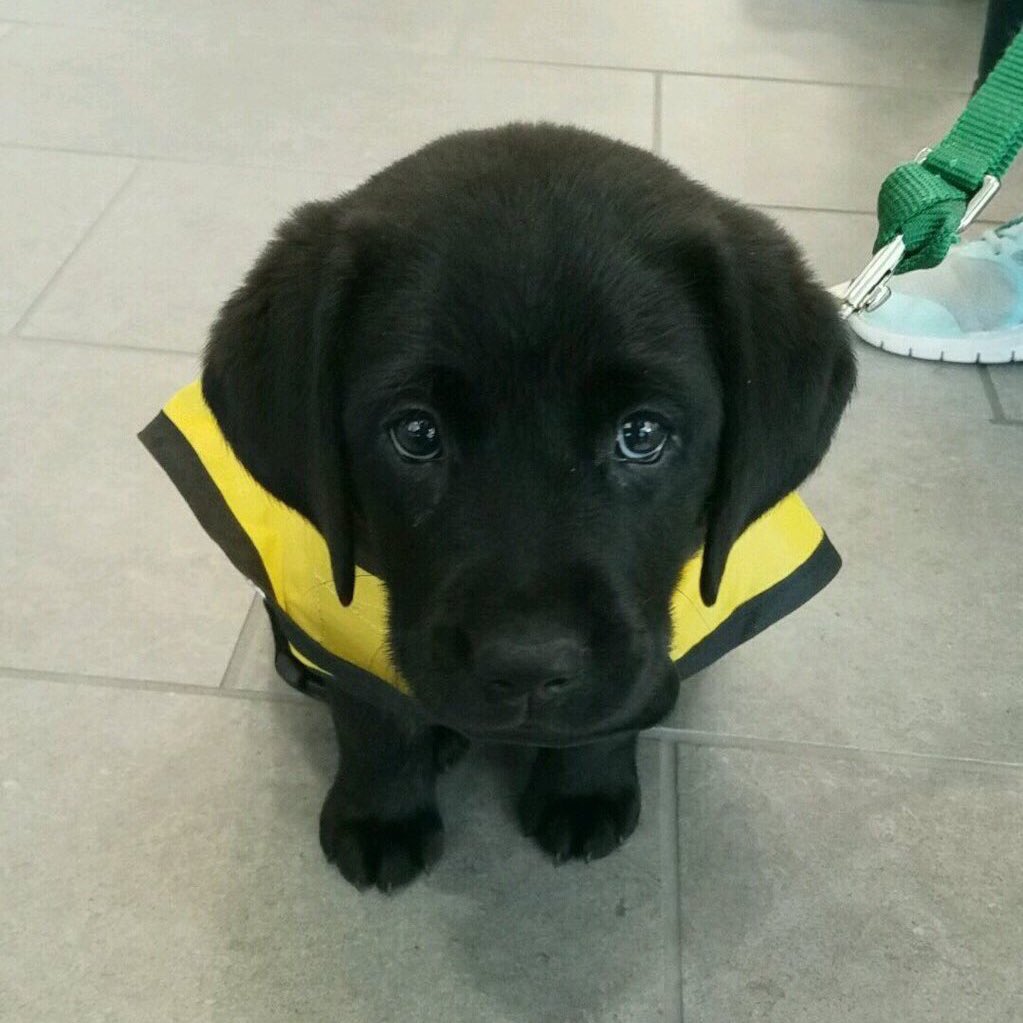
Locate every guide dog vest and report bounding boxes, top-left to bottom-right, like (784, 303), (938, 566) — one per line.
(140, 381), (841, 716)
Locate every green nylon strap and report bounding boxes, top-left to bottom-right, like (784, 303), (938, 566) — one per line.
(873, 29), (1023, 274)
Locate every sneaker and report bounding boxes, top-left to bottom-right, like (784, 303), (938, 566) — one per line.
(846, 216), (1023, 364)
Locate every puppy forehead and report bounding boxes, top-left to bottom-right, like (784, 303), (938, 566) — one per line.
(349, 250), (717, 419)
(350, 321), (714, 426)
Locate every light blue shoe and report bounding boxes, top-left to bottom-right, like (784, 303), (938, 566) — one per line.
(847, 216), (1023, 363)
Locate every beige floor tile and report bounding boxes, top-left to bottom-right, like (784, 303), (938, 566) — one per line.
(0, 147), (134, 333)
(988, 365), (1023, 418)
(19, 161), (350, 350)
(848, 334), (993, 418)
(0, 338), (252, 684)
(1, 674), (665, 1022)
(460, 0), (983, 89)
(677, 745), (1023, 1022)
(0, 0), (465, 54)
(661, 391), (1023, 761)
(0, 25), (653, 177)
(660, 75), (1023, 225)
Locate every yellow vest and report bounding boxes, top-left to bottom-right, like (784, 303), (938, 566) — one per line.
(140, 381), (840, 713)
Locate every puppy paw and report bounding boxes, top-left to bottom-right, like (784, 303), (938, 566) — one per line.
(319, 785), (443, 893)
(519, 782), (641, 864)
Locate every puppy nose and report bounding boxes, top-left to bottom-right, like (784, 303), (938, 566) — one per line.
(474, 633), (584, 701)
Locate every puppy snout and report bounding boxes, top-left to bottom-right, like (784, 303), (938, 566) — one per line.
(475, 633), (584, 701)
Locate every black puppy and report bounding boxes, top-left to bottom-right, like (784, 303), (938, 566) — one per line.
(202, 123), (855, 892)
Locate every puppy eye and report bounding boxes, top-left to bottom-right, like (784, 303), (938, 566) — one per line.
(389, 411), (442, 462)
(615, 412), (671, 463)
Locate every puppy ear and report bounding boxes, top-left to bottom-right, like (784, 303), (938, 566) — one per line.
(692, 206), (856, 606)
(202, 200), (376, 606)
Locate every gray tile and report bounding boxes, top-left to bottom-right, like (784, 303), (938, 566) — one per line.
(19, 161), (350, 351)
(220, 594), (298, 698)
(460, 0), (983, 89)
(0, 147), (134, 333)
(847, 335), (992, 419)
(0, 337), (252, 684)
(0, 21), (12, 38)
(0, 0), (465, 55)
(661, 393), (1023, 761)
(758, 206), (882, 291)
(660, 76), (1023, 225)
(0, 25), (653, 177)
(987, 365), (1023, 418)
(676, 745), (1023, 1022)
(1, 674), (665, 1022)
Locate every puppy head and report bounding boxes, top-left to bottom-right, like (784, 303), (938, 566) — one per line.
(203, 125), (854, 744)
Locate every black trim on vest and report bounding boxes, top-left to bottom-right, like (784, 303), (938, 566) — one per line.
(139, 411), (275, 598)
(262, 597), (425, 720)
(673, 532), (841, 682)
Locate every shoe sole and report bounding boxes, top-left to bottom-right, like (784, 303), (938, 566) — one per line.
(851, 318), (1022, 364)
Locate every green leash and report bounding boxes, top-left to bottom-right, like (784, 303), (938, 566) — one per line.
(839, 29), (1023, 320)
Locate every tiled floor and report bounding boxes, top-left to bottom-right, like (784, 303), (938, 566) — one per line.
(1, 2), (1021, 1021)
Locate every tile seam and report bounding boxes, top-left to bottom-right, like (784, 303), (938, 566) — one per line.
(219, 594), (264, 689)
(0, 664), (306, 704)
(481, 54), (977, 95)
(2, 666), (1018, 777)
(659, 740), (685, 1022)
(645, 726), (1023, 776)
(652, 71), (663, 156)
(0, 143), (1010, 228)
(10, 160), (141, 336)
(6, 332), (198, 357)
(978, 365), (1009, 423)
(0, 140), (364, 181)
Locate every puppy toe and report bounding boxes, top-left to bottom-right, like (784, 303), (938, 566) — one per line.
(524, 790), (641, 864)
(321, 785), (444, 892)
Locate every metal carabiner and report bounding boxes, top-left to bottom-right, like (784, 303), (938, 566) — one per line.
(836, 169), (1001, 321)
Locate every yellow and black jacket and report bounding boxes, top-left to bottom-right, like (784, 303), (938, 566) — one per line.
(140, 381), (841, 717)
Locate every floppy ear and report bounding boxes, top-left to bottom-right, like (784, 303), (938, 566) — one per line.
(692, 205), (857, 606)
(201, 200), (377, 606)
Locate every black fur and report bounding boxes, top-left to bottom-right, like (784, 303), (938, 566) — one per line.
(202, 123), (855, 891)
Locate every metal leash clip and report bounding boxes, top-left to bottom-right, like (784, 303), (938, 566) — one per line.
(837, 149), (1001, 321)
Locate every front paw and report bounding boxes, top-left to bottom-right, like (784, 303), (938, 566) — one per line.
(320, 782), (443, 893)
(519, 777), (641, 864)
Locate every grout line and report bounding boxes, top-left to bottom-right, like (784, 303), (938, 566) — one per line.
(0, 664), (307, 704)
(9, 161), (141, 336)
(4, 658), (1022, 775)
(658, 741), (685, 1023)
(652, 72), (663, 156)
(6, 332), (200, 358)
(0, 140), (357, 183)
(219, 594), (263, 689)
(643, 725), (1023, 776)
(7, 143), (1006, 227)
(978, 365), (1009, 423)
(481, 54), (976, 95)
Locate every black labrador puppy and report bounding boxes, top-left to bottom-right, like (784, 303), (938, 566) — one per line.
(202, 123), (855, 892)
